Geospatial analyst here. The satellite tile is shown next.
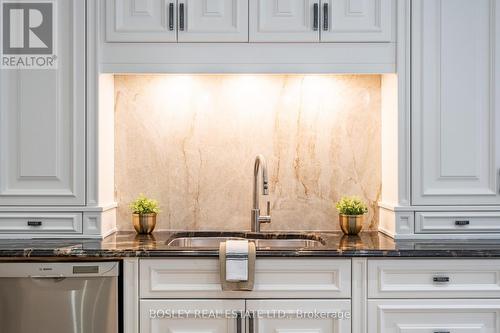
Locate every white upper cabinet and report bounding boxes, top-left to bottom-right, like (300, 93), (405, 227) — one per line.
(249, 0), (320, 42)
(412, 0), (500, 205)
(0, 0), (85, 206)
(105, 0), (395, 43)
(249, 0), (394, 43)
(106, 0), (177, 42)
(321, 0), (394, 42)
(178, 0), (248, 42)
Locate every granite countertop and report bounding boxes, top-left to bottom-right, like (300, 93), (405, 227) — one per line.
(1, 231), (500, 258)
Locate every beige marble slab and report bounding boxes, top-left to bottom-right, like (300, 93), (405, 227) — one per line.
(114, 75), (381, 231)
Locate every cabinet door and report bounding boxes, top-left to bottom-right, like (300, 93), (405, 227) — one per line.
(246, 300), (351, 333)
(140, 299), (245, 333)
(106, 0), (177, 42)
(412, 0), (500, 205)
(368, 299), (500, 333)
(0, 0), (85, 206)
(250, 0), (320, 42)
(320, 0), (393, 42)
(178, 0), (248, 42)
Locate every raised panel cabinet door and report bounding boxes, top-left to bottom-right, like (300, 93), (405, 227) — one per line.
(106, 0), (177, 42)
(0, 0), (85, 206)
(178, 0), (248, 42)
(320, 0), (394, 42)
(412, 0), (500, 205)
(368, 299), (500, 333)
(249, 0), (320, 42)
(140, 299), (245, 333)
(246, 300), (351, 333)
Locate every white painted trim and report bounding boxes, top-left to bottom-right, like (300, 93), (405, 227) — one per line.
(0, 232), (114, 240)
(100, 43), (397, 73)
(378, 226), (395, 239)
(396, 0), (412, 207)
(0, 203), (117, 213)
(393, 232), (500, 240)
(101, 62), (395, 74)
(123, 258), (139, 333)
(352, 258), (367, 333)
(378, 202), (500, 212)
(87, 0), (100, 207)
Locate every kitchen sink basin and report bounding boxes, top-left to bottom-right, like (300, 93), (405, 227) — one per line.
(166, 232), (325, 249)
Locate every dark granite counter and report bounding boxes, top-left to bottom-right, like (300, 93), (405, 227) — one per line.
(1, 231), (500, 259)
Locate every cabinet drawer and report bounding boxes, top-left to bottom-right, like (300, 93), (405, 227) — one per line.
(247, 300), (351, 333)
(0, 213), (82, 234)
(368, 259), (500, 298)
(140, 258), (351, 298)
(140, 299), (245, 333)
(416, 212), (500, 233)
(368, 299), (500, 333)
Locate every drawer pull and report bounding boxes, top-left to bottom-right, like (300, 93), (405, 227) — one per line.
(236, 312), (242, 333)
(323, 3), (329, 31)
(433, 331), (450, 333)
(27, 221), (42, 227)
(168, 3), (174, 31)
(313, 3), (319, 31)
(433, 276), (450, 283)
(249, 312), (255, 333)
(179, 3), (185, 31)
(455, 220), (470, 226)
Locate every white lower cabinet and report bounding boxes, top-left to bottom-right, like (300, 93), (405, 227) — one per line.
(367, 259), (500, 333)
(140, 299), (351, 333)
(368, 299), (500, 333)
(136, 259), (351, 333)
(247, 299), (351, 333)
(140, 299), (245, 333)
(132, 258), (500, 333)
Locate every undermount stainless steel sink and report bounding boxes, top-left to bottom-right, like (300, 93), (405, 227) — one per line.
(166, 232), (325, 249)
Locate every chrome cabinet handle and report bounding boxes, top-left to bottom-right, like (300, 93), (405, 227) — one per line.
(249, 312), (255, 333)
(433, 331), (450, 333)
(498, 168), (500, 194)
(236, 312), (242, 333)
(27, 220), (42, 226)
(455, 220), (470, 226)
(313, 3), (319, 31)
(179, 3), (185, 31)
(168, 3), (174, 31)
(323, 3), (329, 30)
(433, 276), (450, 283)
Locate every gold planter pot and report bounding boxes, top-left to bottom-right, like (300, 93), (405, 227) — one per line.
(339, 214), (364, 235)
(132, 213), (157, 234)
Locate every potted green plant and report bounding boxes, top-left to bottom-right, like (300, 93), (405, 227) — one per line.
(129, 194), (160, 234)
(335, 196), (368, 235)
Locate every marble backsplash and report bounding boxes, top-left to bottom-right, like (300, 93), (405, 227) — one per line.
(114, 75), (381, 231)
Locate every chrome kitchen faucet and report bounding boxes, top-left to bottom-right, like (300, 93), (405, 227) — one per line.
(251, 154), (271, 232)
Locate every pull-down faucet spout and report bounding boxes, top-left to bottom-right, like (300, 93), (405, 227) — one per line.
(251, 155), (271, 232)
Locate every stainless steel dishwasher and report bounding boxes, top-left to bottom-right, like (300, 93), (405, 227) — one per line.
(0, 262), (119, 333)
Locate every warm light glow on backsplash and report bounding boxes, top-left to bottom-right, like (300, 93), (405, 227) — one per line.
(114, 75), (382, 231)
